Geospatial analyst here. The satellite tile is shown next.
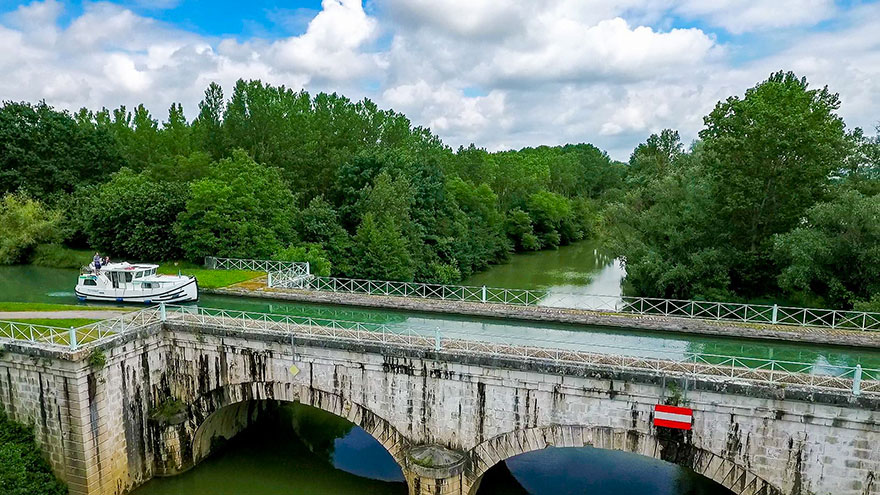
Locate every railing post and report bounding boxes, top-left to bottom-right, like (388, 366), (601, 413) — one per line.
(306, 262), (310, 276)
(772, 304), (778, 325)
(159, 302), (166, 322)
(482, 285), (487, 303)
(268, 271), (273, 288)
(69, 327), (77, 351)
(853, 365), (862, 396)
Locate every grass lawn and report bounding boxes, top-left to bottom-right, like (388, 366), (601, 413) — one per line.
(6, 318), (102, 327)
(157, 264), (262, 289)
(1, 318), (102, 345)
(0, 302), (127, 312)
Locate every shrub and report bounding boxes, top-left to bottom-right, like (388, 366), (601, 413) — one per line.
(274, 243), (332, 277)
(30, 244), (91, 269)
(0, 412), (67, 495)
(0, 193), (61, 264)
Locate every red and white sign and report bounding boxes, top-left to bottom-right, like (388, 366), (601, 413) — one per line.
(654, 404), (693, 430)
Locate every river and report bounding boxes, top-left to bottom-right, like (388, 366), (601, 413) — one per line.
(1, 240), (875, 494)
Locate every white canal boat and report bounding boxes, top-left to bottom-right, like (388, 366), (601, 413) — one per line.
(75, 262), (198, 303)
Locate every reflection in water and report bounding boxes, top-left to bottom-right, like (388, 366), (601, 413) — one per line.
(134, 402), (732, 495)
(464, 240), (623, 295)
(463, 241), (627, 310)
(133, 402), (406, 495)
(477, 447), (732, 495)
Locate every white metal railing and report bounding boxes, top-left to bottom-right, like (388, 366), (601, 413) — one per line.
(205, 256), (310, 275)
(0, 307), (162, 350)
(265, 275), (880, 332)
(2, 305), (877, 396)
(157, 305), (878, 397)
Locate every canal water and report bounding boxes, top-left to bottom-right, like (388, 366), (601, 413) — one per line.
(1, 240), (875, 494)
(132, 402), (728, 495)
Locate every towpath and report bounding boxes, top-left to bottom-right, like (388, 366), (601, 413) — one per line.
(0, 310), (129, 320)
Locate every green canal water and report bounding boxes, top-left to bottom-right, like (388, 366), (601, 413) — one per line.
(1, 240), (876, 494)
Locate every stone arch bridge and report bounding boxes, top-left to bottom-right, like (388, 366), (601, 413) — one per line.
(0, 310), (878, 495)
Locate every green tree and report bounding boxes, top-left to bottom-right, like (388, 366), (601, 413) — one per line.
(0, 193), (61, 264)
(295, 196), (352, 275)
(161, 102), (192, 157)
(526, 190), (571, 248)
(175, 150), (296, 259)
(505, 209), (540, 251)
(275, 243), (332, 276)
(774, 190), (880, 307)
(351, 213), (414, 281)
(85, 169), (188, 260)
(699, 71), (847, 292)
(192, 82), (227, 159)
(627, 129), (683, 186)
(0, 102), (123, 200)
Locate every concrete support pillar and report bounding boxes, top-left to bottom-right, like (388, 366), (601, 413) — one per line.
(403, 444), (470, 495)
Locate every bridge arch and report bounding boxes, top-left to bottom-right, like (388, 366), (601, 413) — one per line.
(182, 380), (410, 473)
(465, 425), (783, 495)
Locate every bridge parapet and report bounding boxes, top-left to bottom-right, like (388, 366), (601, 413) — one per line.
(1, 306), (879, 495)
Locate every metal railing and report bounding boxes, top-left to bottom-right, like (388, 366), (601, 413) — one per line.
(0, 307), (162, 350)
(266, 275), (880, 332)
(205, 256), (310, 275)
(2, 304), (877, 396)
(158, 305), (878, 397)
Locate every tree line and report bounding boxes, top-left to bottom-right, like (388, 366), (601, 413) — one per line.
(1, 72), (878, 309)
(0, 80), (619, 283)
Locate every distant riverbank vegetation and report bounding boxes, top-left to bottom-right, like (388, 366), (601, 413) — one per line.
(1, 71), (878, 309)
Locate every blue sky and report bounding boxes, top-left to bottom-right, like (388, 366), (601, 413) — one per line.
(1, 0), (878, 159)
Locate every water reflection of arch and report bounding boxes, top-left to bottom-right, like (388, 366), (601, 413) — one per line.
(466, 425), (782, 495)
(187, 381), (408, 473)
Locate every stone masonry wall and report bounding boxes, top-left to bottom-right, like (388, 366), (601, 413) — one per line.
(1, 322), (878, 495)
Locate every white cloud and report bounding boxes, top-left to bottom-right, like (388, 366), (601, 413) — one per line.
(269, 0), (380, 80)
(0, 0), (877, 160)
(675, 0), (837, 34)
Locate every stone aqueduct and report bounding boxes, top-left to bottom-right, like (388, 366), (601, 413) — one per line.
(0, 319), (878, 495)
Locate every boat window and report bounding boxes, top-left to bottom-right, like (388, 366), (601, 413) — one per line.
(143, 282), (152, 289)
(135, 271), (143, 279)
(84, 279), (97, 286)
(125, 273), (133, 283)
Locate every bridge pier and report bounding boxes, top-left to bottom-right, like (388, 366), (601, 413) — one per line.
(403, 444), (470, 495)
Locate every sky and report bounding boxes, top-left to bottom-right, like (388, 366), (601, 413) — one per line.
(1, 0), (879, 160)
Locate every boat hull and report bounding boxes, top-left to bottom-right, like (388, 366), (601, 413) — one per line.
(75, 277), (198, 304)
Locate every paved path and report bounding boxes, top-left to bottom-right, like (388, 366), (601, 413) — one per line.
(0, 310), (129, 320)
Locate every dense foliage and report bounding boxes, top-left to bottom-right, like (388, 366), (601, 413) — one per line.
(1, 70), (878, 308)
(0, 193), (61, 264)
(610, 71), (880, 308)
(0, 81), (618, 283)
(0, 412), (67, 495)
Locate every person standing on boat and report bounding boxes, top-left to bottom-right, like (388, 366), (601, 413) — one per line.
(93, 252), (102, 273)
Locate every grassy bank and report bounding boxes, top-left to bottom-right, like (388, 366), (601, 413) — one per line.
(6, 318), (101, 327)
(22, 243), (262, 289)
(30, 243), (92, 269)
(157, 263), (261, 289)
(0, 302), (125, 312)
